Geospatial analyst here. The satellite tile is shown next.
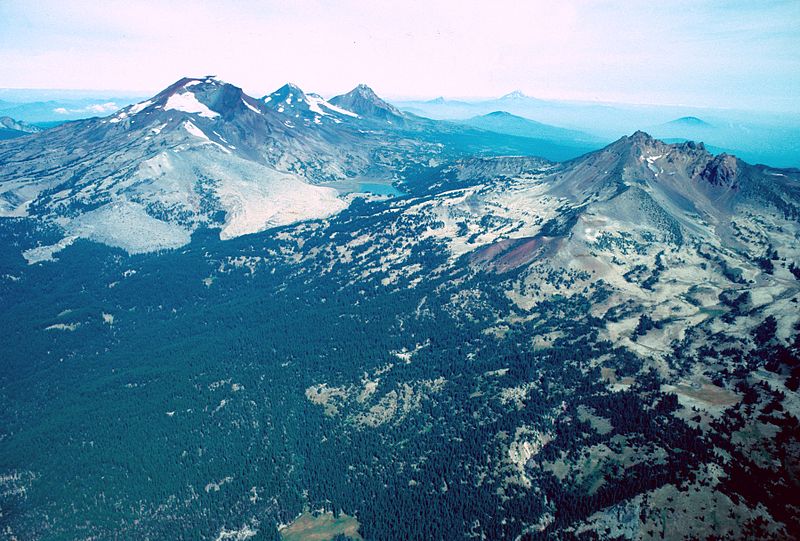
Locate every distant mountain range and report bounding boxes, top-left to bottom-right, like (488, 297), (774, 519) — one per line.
(0, 73), (796, 267)
(0, 94), (146, 123)
(395, 93), (800, 168)
(0, 76), (603, 257)
(3, 85), (798, 167)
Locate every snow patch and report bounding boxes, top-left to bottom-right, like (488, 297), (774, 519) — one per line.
(109, 112), (128, 124)
(306, 94), (329, 116)
(242, 99), (261, 114)
(184, 122), (231, 154)
(323, 101), (359, 117)
(184, 121), (210, 141)
(165, 91), (219, 118)
(128, 100), (154, 115)
(22, 236), (78, 264)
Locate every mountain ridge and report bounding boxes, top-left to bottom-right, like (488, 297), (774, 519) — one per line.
(1, 76), (797, 263)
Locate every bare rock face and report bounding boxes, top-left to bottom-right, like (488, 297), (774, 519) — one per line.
(698, 153), (739, 189)
(0, 115), (42, 140)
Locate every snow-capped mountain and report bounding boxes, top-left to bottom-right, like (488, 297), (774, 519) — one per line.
(499, 90), (530, 100)
(0, 77), (473, 257)
(262, 83), (360, 126)
(0, 76), (362, 254)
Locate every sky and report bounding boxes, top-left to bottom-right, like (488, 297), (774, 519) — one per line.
(0, 0), (798, 111)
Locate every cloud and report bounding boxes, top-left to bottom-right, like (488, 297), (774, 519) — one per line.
(86, 102), (118, 113)
(53, 102), (118, 115)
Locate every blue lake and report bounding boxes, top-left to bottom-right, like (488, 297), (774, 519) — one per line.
(323, 180), (405, 197)
(357, 182), (405, 196)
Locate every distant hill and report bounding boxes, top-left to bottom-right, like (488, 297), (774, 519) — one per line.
(458, 111), (600, 145)
(664, 116), (713, 128)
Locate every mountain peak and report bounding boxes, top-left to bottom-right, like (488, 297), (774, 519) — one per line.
(485, 110), (515, 118)
(272, 82), (306, 96)
(157, 76), (226, 98)
(329, 85), (403, 122)
(603, 130), (659, 155)
(107, 76), (261, 124)
(354, 83), (377, 94)
(264, 83), (308, 105)
(348, 84), (389, 104)
(667, 116), (712, 128)
(593, 132), (749, 193)
(628, 130), (655, 144)
(501, 90), (528, 100)
(261, 83), (359, 122)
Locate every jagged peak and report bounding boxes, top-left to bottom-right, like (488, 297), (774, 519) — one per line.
(628, 130), (655, 143)
(590, 132), (744, 191)
(262, 83), (313, 109)
(602, 131), (658, 155)
(333, 84), (381, 102)
(354, 83), (377, 94)
(696, 152), (740, 189)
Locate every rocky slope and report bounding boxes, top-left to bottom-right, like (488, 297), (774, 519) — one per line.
(0, 115), (42, 140)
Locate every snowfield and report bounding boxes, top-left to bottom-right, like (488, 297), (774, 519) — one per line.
(164, 91), (219, 118)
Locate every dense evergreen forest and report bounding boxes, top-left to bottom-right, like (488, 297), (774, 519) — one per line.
(1, 190), (798, 540)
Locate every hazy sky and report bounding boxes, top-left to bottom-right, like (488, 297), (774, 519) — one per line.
(1, 0), (798, 110)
